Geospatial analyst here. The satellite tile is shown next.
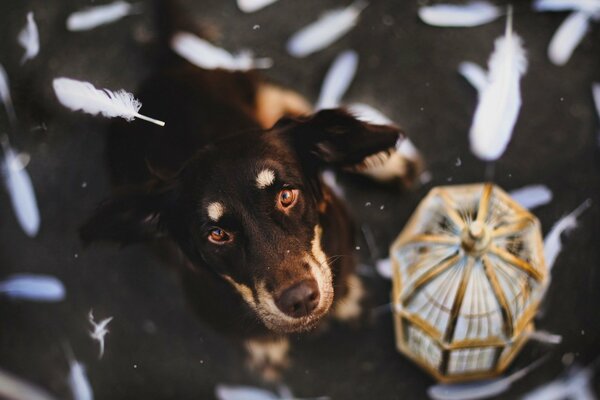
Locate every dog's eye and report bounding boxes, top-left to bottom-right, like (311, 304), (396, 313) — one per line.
(278, 188), (299, 209)
(208, 228), (231, 244)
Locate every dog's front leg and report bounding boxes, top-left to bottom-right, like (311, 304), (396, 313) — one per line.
(244, 336), (290, 382)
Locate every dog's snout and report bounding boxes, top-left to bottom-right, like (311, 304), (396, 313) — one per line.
(275, 279), (320, 318)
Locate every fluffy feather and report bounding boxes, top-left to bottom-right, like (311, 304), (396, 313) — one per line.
(2, 146), (41, 237)
(533, 0), (600, 14)
(237, 0), (279, 13)
(18, 12), (39, 64)
(528, 330), (563, 344)
(509, 184), (553, 209)
(68, 358), (93, 400)
(0, 274), (64, 301)
(53, 78), (164, 126)
(171, 32), (272, 71)
(469, 10), (528, 161)
(347, 103), (392, 125)
(544, 199), (591, 271)
(428, 357), (545, 400)
(0, 367), (57, 400)
(0, 64), (17, 126)
(316, 50), (358, 110)
(418, 2), (502, 27)
(88, 310), (113, 359)
(66, 1), (138, 31)
(548, 11), (591, 66)
(523, 365), (596, 400)
(459, 61), (488, 93)
(286, 1), (368, 58)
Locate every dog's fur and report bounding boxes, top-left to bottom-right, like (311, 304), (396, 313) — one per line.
(80, 5), (421, 380)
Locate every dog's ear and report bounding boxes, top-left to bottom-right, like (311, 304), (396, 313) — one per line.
(80, 180), (179, 246)
(279, 108), (403, 168)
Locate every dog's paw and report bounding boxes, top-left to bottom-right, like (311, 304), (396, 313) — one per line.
(244, 337), (290, 382)
(333, 274), (364, 323)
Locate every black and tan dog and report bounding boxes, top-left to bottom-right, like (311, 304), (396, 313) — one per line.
(81, 3), (421, 380)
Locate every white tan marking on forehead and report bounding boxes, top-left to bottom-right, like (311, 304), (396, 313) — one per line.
(256, 168), (276, 189)
(207, 202), (225, 222)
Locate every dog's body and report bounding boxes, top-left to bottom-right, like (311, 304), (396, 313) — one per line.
(81, 24), (420, 379)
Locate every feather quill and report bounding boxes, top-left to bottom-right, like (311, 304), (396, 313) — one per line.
(171, 32), (272, 71)
(88, 310), (113, 359)
(237, 0), (279, 13)
(66, 1), (139, 31)
(469, 9), (528, 161)
(418, 2), (502, 27)
(18, 12), (40, 64)
(286, 1), (368, 58)
(533, 0), (600, 14)
(0, 367), (57, 400)
(316, 50), (358, 110)
(428, 357), (546, 400)
(0, 64), (18, 126)
(548, 11), (590, 66)
(53, 78), (164, 126)
(544, 199), (591, 271)
(0, 274), (64, 301)
(2, 147), (41, 237)
(509, 184), (553, 209)
(458, 62), (488, 93)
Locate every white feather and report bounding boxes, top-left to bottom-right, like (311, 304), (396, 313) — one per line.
(0, 64), (17, 126)
(428, 357), (545, 400)
(2, 147), (41, 237)
(528, 330), (563, 344)
(68, 359), (93, 400)
(171, 32), (272, 71)
(0, 274), (64, 301)
(375, 258), (392, 279)
(215, 385), (279, 400)
(286, 1), (368, 58)
(347, 103), (393, 125)
(316, 50), (358, 110)
(0, 367), (57, 400)
(548, 11), (590, 66)
(418, 2), (502, 27)
(544, 199), (591, 271)
(88, 310), (113, 359)
(593, 82), (600, 122)
(458, 61), (488, 93)
(18, 12), (39, 64)
(321, 170), (345, 199)
(523, 366), (596, 400)
(53, 78), (164, 126)
(533, 0), (600, 14)
(237, 0), (279, 13)
(469, 11), (528, 161)
(509, 184), (553, 209)
(66, 1), (138, 31)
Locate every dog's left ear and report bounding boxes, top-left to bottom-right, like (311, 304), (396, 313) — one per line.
(279, 108), (402, 168)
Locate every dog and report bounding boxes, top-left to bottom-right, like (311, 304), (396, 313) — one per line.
(80, 4), (422, 381)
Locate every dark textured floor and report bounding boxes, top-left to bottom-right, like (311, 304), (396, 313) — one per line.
(0, 0), (599, 399)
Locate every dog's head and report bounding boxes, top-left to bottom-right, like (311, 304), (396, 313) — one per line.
(82, 109), (404, 333)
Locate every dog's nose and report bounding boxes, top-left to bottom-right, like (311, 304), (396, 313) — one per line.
(275, 279), (320, 318)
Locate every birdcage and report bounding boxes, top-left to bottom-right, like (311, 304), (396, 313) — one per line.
(391, 183), (548, 383)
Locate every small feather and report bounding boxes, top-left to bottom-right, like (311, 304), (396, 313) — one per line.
(88, 310), (113, 359)
(2, 147), (41, 237)
(375, 258), (392, 279)
(544, 199), (591, 271)
(469, 10), (528, 161)
(0, 274), (64, 301)
(533, 0), (600, 14)
(509, 184), (553, 209)
(428, 357), (545, 400)
(237, 0), (279, 13)
(523, 365), (596, 400)
(66, 1), (138, 31)
(458, 62), (488, 93)
(321, 170), (345, 199)
(528, 330), (563, 344)
(418, 2), (502, 27)
(287, 1), (368, 58)
(593, 83), (600, 118)
(347, 102), (392, 125)
(18, 12), (40, 64)
(0, 64), (18, 126)
(316, 50), (358, 110)
(215, 385), (279, 400)
(548, 11), (590, 66)
(53, 78), (164, 126)
(0, 367), (57, 400)
(171, 32), (272, 71)
(68, 359), (93, 400)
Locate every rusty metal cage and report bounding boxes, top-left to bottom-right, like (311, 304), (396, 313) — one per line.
(391, 183), (548, 383)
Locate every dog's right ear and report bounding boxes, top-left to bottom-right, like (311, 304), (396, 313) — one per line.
(80, 180), (179, 246)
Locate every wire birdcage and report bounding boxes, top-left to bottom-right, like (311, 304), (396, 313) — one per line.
(391, 183), (548, 382)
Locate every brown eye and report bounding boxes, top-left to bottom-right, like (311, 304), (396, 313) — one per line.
(208, 228), (231, 244)
(278, 188), (298, 209)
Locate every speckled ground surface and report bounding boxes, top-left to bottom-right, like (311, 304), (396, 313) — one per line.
(0, 1), (599, 399)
